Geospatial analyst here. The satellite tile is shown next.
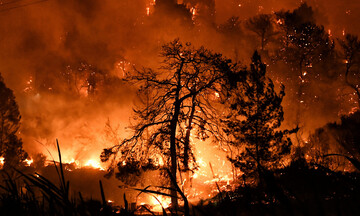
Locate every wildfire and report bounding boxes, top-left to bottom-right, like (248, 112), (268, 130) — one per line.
(44, 156), (105, 171)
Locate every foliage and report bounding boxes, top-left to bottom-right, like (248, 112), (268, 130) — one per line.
(275, 3), (334, 76)
(222, 51), (296, 182)
(306, 111), (360, 170)
(0, 73), (27, 169)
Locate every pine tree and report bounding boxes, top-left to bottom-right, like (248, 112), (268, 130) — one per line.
(222, 51), (296, 183)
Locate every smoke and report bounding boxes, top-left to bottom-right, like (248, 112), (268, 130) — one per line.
(0, 0), (358, 188)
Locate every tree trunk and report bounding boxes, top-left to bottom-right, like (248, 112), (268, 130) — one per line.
(183, 94), (196, 189)
(170, 103), (180, 209)
(261, 32), (265, 51)
(184, 94), (196, 172)
(169, 60), (184, 209)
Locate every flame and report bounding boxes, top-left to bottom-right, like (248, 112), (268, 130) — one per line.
(24, 158), (33, 166)
(150, 196), (171, 212)
(191, 7), (196, 20)
(0, 157), (4, 169)
(328, 29), (332, 37)
(84, 159), (105, 170)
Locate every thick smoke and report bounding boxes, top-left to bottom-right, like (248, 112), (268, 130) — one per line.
(0, 0), (359, 197)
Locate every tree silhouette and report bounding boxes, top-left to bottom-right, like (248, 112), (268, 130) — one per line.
(275, 4), (334, 127)
(307, 111), (360, 171)
(0, 73), (27, 169)
(222, 51), (296, 184)
(338, 34), (360, 108)
(101, 39), (239, 208)
(245, 14), (279, 51)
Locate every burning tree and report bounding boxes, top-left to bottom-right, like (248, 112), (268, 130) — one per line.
(222, 52), (296, 184)
(101, 39), (238, 208)
(0, 74), (27, 169)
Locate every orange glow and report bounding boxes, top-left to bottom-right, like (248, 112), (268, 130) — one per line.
(84, 159), (105, 170)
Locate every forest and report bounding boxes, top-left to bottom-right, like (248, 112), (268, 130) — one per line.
(0, 0), (360, 215)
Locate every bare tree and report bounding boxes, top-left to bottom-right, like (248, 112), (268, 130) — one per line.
(101, 39), (239, 208)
